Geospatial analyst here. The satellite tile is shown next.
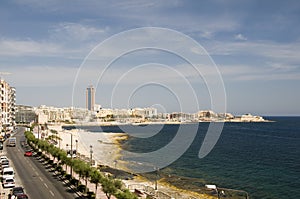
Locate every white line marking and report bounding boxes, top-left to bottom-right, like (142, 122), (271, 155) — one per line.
(44, 183), (48, 188)
(50, 190), (55, 196)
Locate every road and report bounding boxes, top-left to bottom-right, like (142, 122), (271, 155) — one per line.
(5, 127), (80, 199)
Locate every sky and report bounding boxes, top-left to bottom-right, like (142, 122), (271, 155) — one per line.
(0, 0), (299, 116)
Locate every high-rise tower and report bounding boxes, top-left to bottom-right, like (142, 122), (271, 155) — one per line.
(86, 85), (95, 111)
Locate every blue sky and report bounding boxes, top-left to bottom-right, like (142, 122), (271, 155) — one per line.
(0, 0), (299, 115)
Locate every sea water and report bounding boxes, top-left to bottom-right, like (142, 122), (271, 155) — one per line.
(65, 117), (300, 199)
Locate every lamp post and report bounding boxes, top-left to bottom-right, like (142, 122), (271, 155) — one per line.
(90, 145), (93, 166)
(154, 167), (159, 190)
(75, 140), (78, 155)
(37, 124), (40, 139)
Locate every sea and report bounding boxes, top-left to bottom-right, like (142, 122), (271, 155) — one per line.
(65, 117), (300, 199)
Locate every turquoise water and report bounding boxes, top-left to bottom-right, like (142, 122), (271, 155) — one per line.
(64, 117), (300, 199)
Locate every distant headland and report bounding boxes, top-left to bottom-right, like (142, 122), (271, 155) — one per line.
(16, 105), (271, 125)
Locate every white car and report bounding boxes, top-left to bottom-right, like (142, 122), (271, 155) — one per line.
(2, 177), (15, 188)
(2, 167), (14, 180)
(0, 156), (8, 161)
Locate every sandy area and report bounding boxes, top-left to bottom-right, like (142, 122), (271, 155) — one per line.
(48, 124), (125, 168)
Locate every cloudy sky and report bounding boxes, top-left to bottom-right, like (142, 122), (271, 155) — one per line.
(1, 0), (299, 116)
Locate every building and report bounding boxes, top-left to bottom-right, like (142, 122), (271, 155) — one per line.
(0, 79), (16, 131)
(86, 85), (95, 111)
(15, 105), (37, 124)
(35, 105), (72, 123)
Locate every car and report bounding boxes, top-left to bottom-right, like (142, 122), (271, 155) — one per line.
(0, 158), (9, 164)
(24, 151), (32, 157)
(0, 155), (8, 161)
(16, 194), (28, 199)
(1, 161), (10, 171)
(2, 167), (14, 180)
(10, 186), (24, 196)
(2, 177), (15, 188)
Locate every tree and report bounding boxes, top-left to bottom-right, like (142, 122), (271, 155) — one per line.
(101, 177), (122, 199)
(115, 189), (138, 199)
(90, 168), (103, 198)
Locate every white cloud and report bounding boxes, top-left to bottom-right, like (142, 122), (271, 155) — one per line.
(51, 23), (109, 42)
(4, 65), (77, 87)
(0, 39), (62, 56)
(218, 63), (300, 81)
(234, 33), (247, 41)
(208, 40), (300, 63)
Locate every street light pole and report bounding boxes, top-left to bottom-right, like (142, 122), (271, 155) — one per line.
(90, 145), (93, 166)
(37, 124), (40, 139)
(70, 133), (73, 176)
(75, 139), (78, 155)
(154, 167), (159, 190)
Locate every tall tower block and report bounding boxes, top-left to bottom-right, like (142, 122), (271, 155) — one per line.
(86, 85), (95, 111)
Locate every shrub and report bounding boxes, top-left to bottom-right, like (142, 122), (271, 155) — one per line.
(70, 178), (79, 186)
(87, 191), (96, 199)
(77, 184), (87, 193)
(65, 174), (72, 180)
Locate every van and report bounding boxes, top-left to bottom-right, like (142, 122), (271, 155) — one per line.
(2, 167), (14, 180)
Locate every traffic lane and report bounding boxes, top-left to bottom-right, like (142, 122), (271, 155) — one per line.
(7, 147), (59, 198)
(7, 130), (77, 199)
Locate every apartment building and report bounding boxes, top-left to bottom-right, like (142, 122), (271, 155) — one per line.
(0, 79), (16, 131)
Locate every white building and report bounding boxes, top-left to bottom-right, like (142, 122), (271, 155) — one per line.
(0, 79), (16, 131)
(35, 105), (72, 123)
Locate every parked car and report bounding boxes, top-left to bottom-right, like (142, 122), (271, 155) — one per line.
(24, 151), (32, 157)
(10, 186), (24, 196)
(0, 158), (9, 166)
(16, 194), (28, 199)
(2, 167), (14, 180)
(2, 177), (15, 188)
(0, 156), (8, 161)
(17, 194), (28, 199)
(1, 161), (10, 171)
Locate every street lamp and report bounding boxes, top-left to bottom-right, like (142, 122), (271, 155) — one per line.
(154, 167), (159, 190)
(90, 145), (93, 166)
(75, 140), (78, 155)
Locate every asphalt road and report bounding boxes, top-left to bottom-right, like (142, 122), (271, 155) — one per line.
(5, 127), (80, 199)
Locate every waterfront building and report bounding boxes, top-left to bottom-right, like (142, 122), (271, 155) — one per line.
(35, 105), (72, 123)
(131, 107), (158, 119)
(0, 79), (16, 131)
(15, 105), (37, 124)
(86, 85), (95, 111)
(169, 112), (195, 122)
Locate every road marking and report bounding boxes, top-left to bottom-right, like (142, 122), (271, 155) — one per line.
(39, 177), (43, 182)
(50, 190), (55, 196)
(44, 183), (48, 188)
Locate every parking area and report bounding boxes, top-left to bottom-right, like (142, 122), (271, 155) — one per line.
(0, 145), (28, 199)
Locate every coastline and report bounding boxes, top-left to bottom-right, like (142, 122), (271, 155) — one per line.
(48, 123), (220, 199)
